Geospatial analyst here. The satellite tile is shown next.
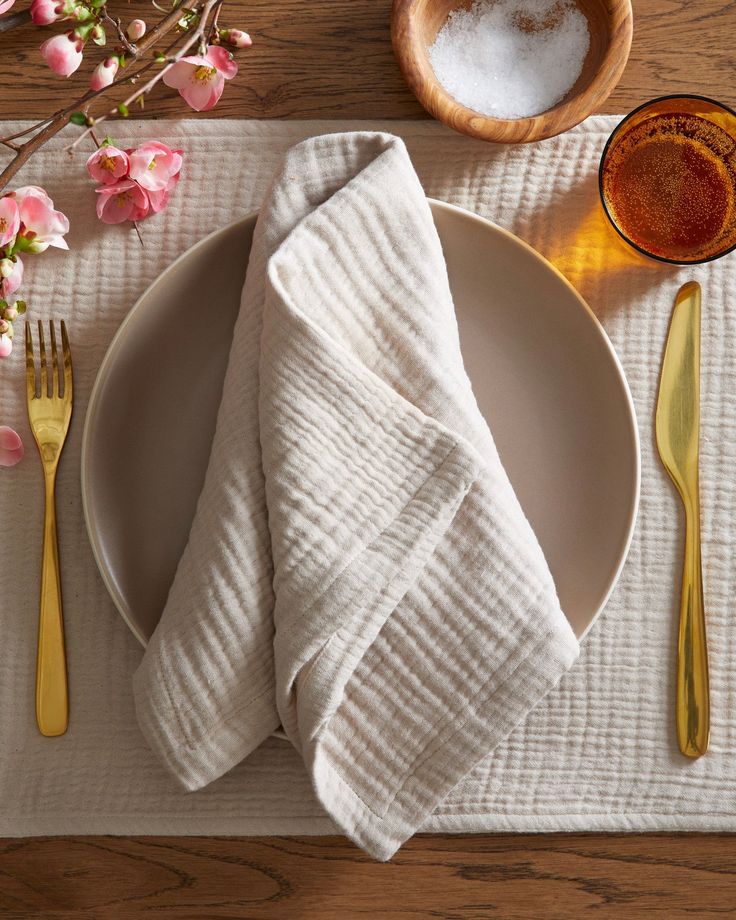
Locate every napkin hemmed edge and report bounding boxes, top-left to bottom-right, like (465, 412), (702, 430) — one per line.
(133, 678), (281, 792)
(307, 618), (579, 861)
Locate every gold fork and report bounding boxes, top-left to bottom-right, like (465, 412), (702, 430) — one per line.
(26, 319), (73, 737)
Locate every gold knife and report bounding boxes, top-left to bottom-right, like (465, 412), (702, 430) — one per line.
(655, 281), (709, 758)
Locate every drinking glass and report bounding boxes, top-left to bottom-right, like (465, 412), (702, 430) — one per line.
(599, 95), (736, 264)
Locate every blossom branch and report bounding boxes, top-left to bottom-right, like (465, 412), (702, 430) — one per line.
(70, 0), (225, 148)
(0, 0), (200, 193)
(0, 7), (31, 32)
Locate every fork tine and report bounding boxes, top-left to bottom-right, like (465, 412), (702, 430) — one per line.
(37, 320), (48, 398)
(25, 321), (37, 401)
(61, 320), (72, 397)
(49, 322), (60, 397)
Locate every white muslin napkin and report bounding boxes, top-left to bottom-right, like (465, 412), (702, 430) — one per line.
(133, 132), (579, 860)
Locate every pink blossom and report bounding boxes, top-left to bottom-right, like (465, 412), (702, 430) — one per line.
(86, 145), (129, 185)
(30, 0), (62, 25)
(0, 0), (15, 15)
(128, 141), (183, 193)
(40, 31), (83, 77)
(0, 426), (24, 466)
(163, 45), (237, 112)
(0, 196), (20, 247)
(90, 56), (118, 90)
(0, 256), (23, 298)
(0, 335), (13, 359)
(13, 186), (69, 252)
(145, 169), (181, 214)
(221, 29), (252, 49)
(95, 180), (149, 224)
(127, 18), (146, 41)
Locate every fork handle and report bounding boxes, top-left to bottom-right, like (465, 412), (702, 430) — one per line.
(36, 472), (68, 737)
(676, 498), (709, 757)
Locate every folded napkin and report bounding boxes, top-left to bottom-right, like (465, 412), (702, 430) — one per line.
(133, 132), (579, 860)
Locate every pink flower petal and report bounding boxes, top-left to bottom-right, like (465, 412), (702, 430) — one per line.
(0, 426), (24, 467)
(205, 44), (238, 79)
(14, 186), (70, 251)
(95, 179), (149, 224)
(86, 145), (129, 185)
(162, 60), (199, 90)
(185, 73), (224, 112)
(0, 196), (20, 247)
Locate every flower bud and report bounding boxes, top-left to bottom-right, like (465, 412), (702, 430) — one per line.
(0, 320), (8, 335)
(0, 333), (12, 358)
(30, 0), (63, 26)
(91, 22), (105, 43)
(127, 18), (146, 41)
(40, 31), (84, 77)
(3, 304), (18, 321)
(0, 258), (13, 279)
(220, 28), (252, 48)
(90, 55), (118, 90)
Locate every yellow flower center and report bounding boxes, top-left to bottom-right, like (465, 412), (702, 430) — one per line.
(193, 65), (216, 83)
(0, 218), (6, 234)
(100, 155), (117, 173)
(116, 192), (130, 208)
(148, 158), (157, 170)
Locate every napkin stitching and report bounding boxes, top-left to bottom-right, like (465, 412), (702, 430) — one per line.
(158, 679), (276, 755)
(377, 617), (571, 817)
(317, 584), (556, 824)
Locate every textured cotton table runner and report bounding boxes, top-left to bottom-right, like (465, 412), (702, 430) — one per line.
(1, 117), (735, 838)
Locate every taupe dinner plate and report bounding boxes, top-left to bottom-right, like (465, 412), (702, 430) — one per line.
(82, 200), (640, 646)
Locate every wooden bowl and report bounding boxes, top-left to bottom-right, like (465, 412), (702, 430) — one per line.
(391, 0), (633, 144)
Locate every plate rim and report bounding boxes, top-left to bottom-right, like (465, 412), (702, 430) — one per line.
(81, 199), (641, 647)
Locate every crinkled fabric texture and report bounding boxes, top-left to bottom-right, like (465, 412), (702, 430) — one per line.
(133, 132), (578, 860)
(2, 118), (736, 845)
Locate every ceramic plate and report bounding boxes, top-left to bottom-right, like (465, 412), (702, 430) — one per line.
(82, 200), (640, 646)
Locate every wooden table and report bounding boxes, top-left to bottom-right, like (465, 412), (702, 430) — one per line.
(2, 0), (736, 916)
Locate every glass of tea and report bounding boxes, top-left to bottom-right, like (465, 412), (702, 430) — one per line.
(599, 95), (736, 264)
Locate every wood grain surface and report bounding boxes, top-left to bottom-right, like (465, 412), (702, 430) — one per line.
(1, 0), (736, 119)
(1, 833), (736, 918)
(3, 0), (736, 916)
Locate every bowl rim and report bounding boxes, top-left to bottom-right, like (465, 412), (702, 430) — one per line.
(391, 0), (634, 143)
(598, 93), (736, 265)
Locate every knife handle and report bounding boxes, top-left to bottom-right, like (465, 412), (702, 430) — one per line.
(676, 497), (709, 758)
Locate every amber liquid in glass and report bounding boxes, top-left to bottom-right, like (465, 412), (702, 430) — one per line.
(601, 112), (736, 261)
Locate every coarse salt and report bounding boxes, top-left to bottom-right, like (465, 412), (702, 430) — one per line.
(429, 0), (591, 120)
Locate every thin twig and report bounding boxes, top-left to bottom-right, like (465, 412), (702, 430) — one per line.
(207, 4), (221, 43)
(0, 119), (54, 145)
(101, 10), (137, 56)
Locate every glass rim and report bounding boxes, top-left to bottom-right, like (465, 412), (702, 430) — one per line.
(598, 93), (736, 266)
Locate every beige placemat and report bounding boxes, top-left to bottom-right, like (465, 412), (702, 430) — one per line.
(1, 117), (735, 836)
